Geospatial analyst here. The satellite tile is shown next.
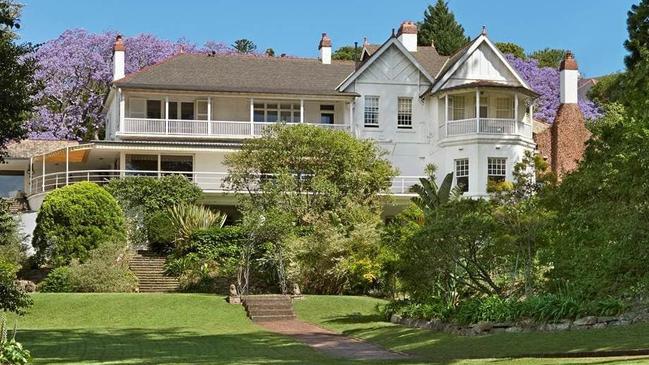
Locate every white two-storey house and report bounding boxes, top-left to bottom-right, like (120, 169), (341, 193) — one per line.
(4, 21), (543, 222)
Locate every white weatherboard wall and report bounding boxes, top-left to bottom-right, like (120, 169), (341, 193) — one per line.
(348, 44), (434, 176)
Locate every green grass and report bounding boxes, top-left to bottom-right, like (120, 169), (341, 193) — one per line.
(6, 293), (649, 365)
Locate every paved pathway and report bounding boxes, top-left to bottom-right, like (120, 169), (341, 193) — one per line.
(257, 319), (409, 361)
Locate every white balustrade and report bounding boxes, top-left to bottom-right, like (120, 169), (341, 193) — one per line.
(122, 118), (351, 138)
(28, 169), (419, 197)
(442, 118), (533, 138)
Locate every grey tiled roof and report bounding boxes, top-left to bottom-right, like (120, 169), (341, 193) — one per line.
(5, 140), (78, 159)
(114, 54), (358, 97)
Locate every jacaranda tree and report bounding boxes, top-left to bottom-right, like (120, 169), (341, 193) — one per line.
(505, 54), (601, 123)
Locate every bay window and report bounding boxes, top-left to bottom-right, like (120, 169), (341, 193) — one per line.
(487, 157), (507, 183)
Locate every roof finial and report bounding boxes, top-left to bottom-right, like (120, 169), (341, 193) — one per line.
(391, 28), (395, 37)
(481, 25), (487, 36)
(363, 36), (368, 47)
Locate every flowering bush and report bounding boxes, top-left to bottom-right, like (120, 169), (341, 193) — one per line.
(505, 54), (601, 123)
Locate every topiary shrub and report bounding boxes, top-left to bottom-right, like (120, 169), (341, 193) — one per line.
(32, 182), (126, 266)
(145, 211), (176, 254)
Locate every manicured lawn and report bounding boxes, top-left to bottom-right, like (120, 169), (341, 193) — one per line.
(6, 293), (649, 364)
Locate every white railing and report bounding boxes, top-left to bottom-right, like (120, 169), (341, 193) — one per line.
(441, 118), (532, 138)
(122, 118), (351, 138)
(28, 169), (423, 196)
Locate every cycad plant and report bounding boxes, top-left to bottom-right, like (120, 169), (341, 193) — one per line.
(167, 204), (227, 249)
(410, 164), (460, 217)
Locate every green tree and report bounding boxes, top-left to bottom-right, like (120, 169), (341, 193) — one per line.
(410, 164), (458, 217)
(528, 48), (569, 68)
(332, 45), (362, 61)
(587, 73), (624, 105)
(32, 182), (126, 266)
(495, 42), (526, 59)
(624, 0), (649, 69)
(418, 0), (470, 56)
(232, 39), (256, 54)
(0, 1), (38, 160)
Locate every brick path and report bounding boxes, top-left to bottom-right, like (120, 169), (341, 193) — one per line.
(257, 319), (409, 361)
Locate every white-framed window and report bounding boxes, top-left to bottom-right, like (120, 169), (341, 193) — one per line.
(129, 98), (146, 118)
(479, 96), (489, 118)
(397, 97), (412, 129)
(455, 158), (469, 193)
(496, 97), (514, 119)
(196, 100), (209, 121)
(254, 102), (301, 123)
(364, 96), (379, 127)
(146, 100), (162, 119)
(487, 157), (507, 183)
(450, 95), (465, 120)
(320, 104), (334, 124)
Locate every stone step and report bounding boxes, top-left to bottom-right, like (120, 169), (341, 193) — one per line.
(130, 252), (179, 293)
(249, 314), (296, 322)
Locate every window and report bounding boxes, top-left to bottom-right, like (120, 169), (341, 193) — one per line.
(146, 100), (162, 119)
(125, 155), (158, 176)
(196, 100), (209, 120)
(496, 97), (514, 119)
(0, 171), (23, 198)
(397, 97), (412, 129)
(488, 157), (507, 183)
(455, 159), (469, 193)
(254, 102), (301, 123)
(181, 102), (194, 120)
(161, 155), (193, 178)
(450, 96), (465, 120)
(479, 96), (489, 118)
(129, 98), (146, 118)
(364, 96), (379, 127)
(168, 102), (178, 119)
(320, 105), (334, 124)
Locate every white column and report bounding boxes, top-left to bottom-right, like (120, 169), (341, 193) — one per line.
(514, 93), (519, 134)
(119, 151), (126, 177)
(348, 102), (353, 131)
(65, 147), (69, 185)
(249, 98), (254, 135)
(41, 155), (45, 192)
(119, 89), (125, 133)
(164, 97), (169, 135)
(300, 99), (304, 123)
(207, 96), (212, 135)
(29, 157), (33, 194)
(444, 94), (449, 138)
(475, 89), (480, 133)
(157, 154), (161, 178)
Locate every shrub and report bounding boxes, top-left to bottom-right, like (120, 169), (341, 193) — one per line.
(145, 212), (175, 254)
(41, 242), (137, 293)
(39, 267), (73, 293)
(0, 199), (26, 268)
(166, 204), (227, 248)
(32, 182), (126, 266)
(104, 175), (202, 250)
(0, 260), (32, 316)
(166, 226), (246, 292)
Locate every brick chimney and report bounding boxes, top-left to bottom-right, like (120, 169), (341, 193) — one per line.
(397, 21), (417, 52)
(113, 35), (125, 81)
(549, 51), (591, 179)
(319, 33), (332, 64)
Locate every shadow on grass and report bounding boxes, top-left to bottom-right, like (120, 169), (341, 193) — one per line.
(320, 313), (387, 325)
(19, 328), (341, 365)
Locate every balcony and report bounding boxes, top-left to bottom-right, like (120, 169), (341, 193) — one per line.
(120, 119), (351, 138)
(439, 118), (533, 138)
(28, 169), (422, 197)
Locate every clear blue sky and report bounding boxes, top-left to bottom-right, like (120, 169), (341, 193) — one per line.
(19, 0), (635, 77)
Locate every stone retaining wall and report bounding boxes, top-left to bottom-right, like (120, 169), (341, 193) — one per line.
(390, 309), (649, 336)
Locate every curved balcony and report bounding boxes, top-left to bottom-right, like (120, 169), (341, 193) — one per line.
(28, 170), (423, 197)
(439, 118), (533, 138)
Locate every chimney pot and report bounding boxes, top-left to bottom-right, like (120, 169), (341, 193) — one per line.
(113, 34), (125, 52)
(559, 51), (578, 71)
(112, 34), (125, 81)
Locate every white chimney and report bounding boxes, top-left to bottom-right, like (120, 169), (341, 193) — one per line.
(319, 33), (332, 64)
(559, 51), (578, 104)
(112, 35), (125, 81)
(397, 21), (417, 52)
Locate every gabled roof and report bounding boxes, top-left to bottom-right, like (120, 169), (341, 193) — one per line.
(114, 53), (358, 97)
(428, 33), (533, 95)
(337, 36), (448, 92)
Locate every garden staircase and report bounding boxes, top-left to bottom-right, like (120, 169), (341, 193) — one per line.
(130, 251), (180, 293)
(242, 295), (296, 322)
